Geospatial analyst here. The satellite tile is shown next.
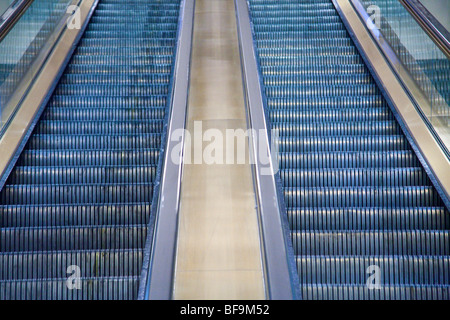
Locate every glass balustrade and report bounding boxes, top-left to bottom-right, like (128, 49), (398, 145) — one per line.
(357, 0), (450, 154)
(0, 0), (72, 134)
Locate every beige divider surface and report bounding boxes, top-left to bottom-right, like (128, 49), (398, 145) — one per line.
(173, 0), (266, 300)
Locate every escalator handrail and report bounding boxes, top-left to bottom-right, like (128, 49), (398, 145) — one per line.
(138, 0), (195, 300)
(400, 0), (450, 59)
(0, 0), (33, 42)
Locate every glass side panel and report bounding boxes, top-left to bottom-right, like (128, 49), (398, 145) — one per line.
(0, 0), (72, 132)
(358, 0), (450, 152)
(419, 0), (450, 32)
(0, 1), (15, 17)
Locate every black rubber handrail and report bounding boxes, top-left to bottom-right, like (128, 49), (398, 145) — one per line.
(400, 0), (450, 59)
(0, 0), (33, 42)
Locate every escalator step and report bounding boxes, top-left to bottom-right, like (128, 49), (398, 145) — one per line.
(284, 186), (441, 207)
(1, 226), (147, 252)
(277, 151), (421, 169)
(0, 277), (140, 300)
(296, 255), (450, 285)
(291, 230), (450, 255)
(287, 207), (450, 231)
(300, 284), (450, 300)
(0, 249), (144, 280)
(8, 166), (157, 185)
(1, 204), (151, 227)
(16, 150), (160, 167)
(1, 184), (153, 205)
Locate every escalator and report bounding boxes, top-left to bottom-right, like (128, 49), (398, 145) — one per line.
(248, 0), (450, 299)
(0, 0), (181, 299)
(1, 0), (449, 301)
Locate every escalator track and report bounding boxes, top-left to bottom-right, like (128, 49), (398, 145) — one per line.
(0, 0), (181, 300)
(248, 0), (450, 300)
